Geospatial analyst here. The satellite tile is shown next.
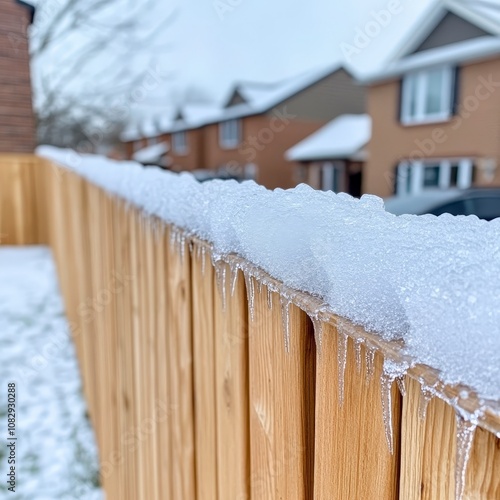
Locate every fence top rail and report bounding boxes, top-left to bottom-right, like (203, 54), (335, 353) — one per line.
(36, 146), (500, 435)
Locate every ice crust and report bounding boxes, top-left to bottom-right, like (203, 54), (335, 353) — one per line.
(38, 147), (500, 402)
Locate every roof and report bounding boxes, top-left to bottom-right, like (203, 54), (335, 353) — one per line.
(121, 62), (350, 142)
(364, 0), (500, 83)
(285, 114), (371, 162)
(214, 62), (346, 123)
(132, 142), (169, 164)
(15, 0), (36, 24)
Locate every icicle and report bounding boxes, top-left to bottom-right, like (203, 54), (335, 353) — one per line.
(418, 386), (433, 421)
(214, 261), (227, 311)
(179, 234), (186, 264)
(365, 347), (375, 384)
(201, 246), (206, 275)
(455, 415), (476, 500)
(354, 340), (362, 374)
(311, 316), (323, 355)
(380, 373), (395, 454)
(380, 360), (409, 455)
(280, 296), (291, 353)
(266, 287), (273, 310)
(244, 273), (255, 322)
(396, 377), (406, 397)
(257, 280), (263, 293)
(229, 262), (239, 297)
(169, 227), (177, 250)
(196, 244), (201, 260)
(337, 331), (348, 406)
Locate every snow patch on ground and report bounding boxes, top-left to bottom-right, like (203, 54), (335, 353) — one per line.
(0, 247), (102, 500)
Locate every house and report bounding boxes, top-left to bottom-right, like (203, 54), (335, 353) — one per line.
(122, 64), (366, 189)
(285, 114), (371, 196)
(0, 0), (36, 152)
(363, 0), (500, 198)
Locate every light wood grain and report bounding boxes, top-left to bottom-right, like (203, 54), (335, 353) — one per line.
(191, 243), (218, 500)
(313, 323), (401, 499)
(214, 265), (250, 500)
(2, 156), (500, 500)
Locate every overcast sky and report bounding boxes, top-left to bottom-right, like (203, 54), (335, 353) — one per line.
(31, 0), (468, 122)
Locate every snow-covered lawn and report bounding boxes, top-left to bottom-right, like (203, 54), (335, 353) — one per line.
(0, 247), (102, 500)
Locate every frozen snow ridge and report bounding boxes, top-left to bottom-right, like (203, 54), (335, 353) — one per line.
(37, 147), (500, 398)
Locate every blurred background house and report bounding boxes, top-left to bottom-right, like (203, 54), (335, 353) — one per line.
(364, 1), (500, 198)
(0, 0), (35, 152)
(122, 65), (366, 189)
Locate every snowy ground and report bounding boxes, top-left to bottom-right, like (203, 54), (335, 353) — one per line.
(0, 247), (102, 500)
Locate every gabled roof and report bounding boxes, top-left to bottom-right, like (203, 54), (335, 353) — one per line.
(215, 63), (347, 123)
(391, 0), (500, 61)
(364, 0), (500, 83)
(121, 62), (354, 141)
(285, 114), (371, 162)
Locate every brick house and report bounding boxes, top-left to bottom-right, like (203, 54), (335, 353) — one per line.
(0, 0), (36, 152)
(123, 64), (366, 189)
(363, 1), (500, 198)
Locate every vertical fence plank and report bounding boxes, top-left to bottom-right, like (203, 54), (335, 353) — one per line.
(191, 243), (218, 500)
(248, 284), (316, 499)
(400, 376), (500, 500)
(313, 323), (401, 499)
(214, 265), (250, 500)
(154, 224), (173, 500)
(165, 228), (196, 499)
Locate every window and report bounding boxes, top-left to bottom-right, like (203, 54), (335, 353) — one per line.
(401, 66), (454, 124)
(132, 141), (141, 153)
(148, 136), (159, 146)
(172, 131), (187, 154)
(396, 159), (473, 195)
(321, 162), (344, 193)
(219, 119), (241, 149)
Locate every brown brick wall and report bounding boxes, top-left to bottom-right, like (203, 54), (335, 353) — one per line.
(0, 0), (35, 153)
(202, 115), (324, 189)
(365, 57), (500, 197)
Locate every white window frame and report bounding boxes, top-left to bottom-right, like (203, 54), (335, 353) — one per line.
(401, 66), (454, 125)
(321, 161), (345, 193)
(219, 119), (241, 149)
(172, 131), (187, 155)
(397, 159), (473, 195)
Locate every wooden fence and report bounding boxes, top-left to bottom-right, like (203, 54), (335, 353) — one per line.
(1, 154), (499, 499)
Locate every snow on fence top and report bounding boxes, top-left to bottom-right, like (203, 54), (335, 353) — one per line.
(38, 146), (500, 404)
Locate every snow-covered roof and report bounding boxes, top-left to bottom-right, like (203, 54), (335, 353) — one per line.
(366, 36), (500, 83)
(163, 104), (222, 133)
(214, 63), (345, 123)
(121, 62), (349, 142)
(132, 142), (169, 164)
(285, 114), (371, 162)
(364, 0), (500, 83)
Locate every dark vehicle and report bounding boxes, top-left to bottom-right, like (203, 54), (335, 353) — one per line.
(384, 189), (500, 221)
